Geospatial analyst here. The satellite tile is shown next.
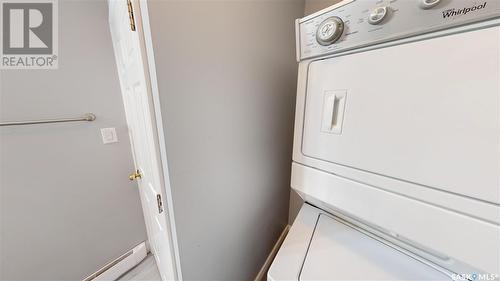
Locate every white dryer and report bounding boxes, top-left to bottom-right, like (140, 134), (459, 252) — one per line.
(269, 0), (500, 280)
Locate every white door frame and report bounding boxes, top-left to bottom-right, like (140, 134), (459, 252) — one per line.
(133, 1), (184, 279)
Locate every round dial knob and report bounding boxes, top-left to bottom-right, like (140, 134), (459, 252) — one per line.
(316, 17), (344, 46)
(418, 0), (441, 9)
(368, 6), (388, 25)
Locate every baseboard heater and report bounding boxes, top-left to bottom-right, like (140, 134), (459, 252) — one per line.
(83, 242), (147, 281)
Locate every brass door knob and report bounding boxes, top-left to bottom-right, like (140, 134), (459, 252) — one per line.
(129, 170), (142, 181)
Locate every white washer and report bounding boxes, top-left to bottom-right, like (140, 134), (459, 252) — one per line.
(269, 0), (500, 280)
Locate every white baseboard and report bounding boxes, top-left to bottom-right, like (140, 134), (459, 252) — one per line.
(83, 241), (148, 281)
(254, 225), (291, 281)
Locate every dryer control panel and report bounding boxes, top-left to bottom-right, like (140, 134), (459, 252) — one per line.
(297, 0), (500, 60)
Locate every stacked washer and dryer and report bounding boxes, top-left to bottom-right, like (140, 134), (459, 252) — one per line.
(269, 0), (500, 280)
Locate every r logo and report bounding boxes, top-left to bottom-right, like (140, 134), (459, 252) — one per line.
(2, 2), (53, 54)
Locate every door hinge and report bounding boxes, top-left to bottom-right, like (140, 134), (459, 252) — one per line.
(127, 0), (136, 31)
(156, 194), (164, 214)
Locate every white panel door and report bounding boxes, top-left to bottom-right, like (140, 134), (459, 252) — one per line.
(108, 1), (176, 280)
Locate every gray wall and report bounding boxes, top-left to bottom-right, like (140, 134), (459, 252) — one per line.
(305, 0), (342, 15)
(0, 1), (146, 280)
(146, 0), (304, 280)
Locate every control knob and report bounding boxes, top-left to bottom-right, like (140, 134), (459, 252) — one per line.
(368, 6), (389, 25)
(316, 16), (344, 46)
(418, 0), (441, 9)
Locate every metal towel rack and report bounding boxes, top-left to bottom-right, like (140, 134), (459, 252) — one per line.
(0, 113), (96, 127)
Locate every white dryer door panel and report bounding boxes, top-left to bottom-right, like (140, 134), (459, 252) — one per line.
(302, 26), (500, 204)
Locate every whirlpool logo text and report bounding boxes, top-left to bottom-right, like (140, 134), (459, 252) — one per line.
(442, 2), (487, 18)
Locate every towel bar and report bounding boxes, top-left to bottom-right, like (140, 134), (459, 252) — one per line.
(0, 113), (96, 127)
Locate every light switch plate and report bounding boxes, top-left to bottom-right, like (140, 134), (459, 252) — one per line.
(100, 128), (118, 144)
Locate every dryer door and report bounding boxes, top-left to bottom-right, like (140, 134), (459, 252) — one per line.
(301, 26), (500, 204)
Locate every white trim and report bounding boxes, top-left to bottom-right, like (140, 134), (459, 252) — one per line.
(137, 1), (183, 280)
(82, 242), (147, 281)
(254, 225), (291, 281)
(294, 19), (300, 62)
